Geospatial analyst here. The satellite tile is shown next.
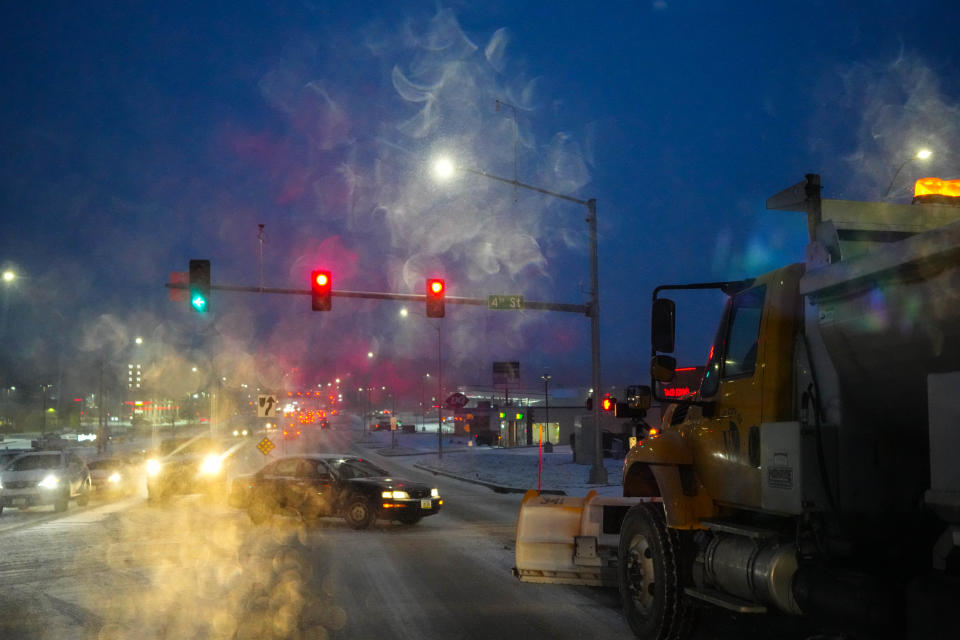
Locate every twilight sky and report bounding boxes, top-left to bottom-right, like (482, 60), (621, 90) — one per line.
(1, 1), (958, 403)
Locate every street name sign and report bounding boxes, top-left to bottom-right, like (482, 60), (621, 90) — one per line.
(488, 295), (524, 310)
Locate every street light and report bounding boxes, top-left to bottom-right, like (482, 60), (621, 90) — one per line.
(884, 148), (934, 198)
(432, 156), (607, 483)
(2, 270), (15, 283)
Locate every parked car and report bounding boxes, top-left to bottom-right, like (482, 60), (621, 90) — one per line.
(145, 436), (231, 503)
(87, 458), (136, 499)
(0, 450), (91, 513)
(230, 454), (442, 529)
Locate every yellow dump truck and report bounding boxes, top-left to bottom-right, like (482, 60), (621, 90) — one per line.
(515, 174), (960, 639)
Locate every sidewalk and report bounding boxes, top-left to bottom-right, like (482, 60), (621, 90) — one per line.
(357, 431), (624, 497)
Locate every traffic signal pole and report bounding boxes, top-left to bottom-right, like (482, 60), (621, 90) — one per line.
(437, 321), (443, 458)
(165, 282), (590, 314)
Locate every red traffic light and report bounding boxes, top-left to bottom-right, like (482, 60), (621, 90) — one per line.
(426, 278), (445, 318)
(311, 270), (332, 311)
(601, 396), (615, 412)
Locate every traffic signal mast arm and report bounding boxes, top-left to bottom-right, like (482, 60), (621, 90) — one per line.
(164, 281), (590, 314)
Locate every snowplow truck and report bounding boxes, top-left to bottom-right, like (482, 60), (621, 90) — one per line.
(514, 174), (960, 639)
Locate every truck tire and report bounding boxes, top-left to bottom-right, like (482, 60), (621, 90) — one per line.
(77, 481), (91, 507)
(344, 496), (375, 530)
(54, 490), (69, 513)
(618, 503), (694, 640)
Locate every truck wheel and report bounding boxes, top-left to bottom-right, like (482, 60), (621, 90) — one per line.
(618, 503), (694, 640)
(77, 481), (91, 507)
(54, 490), (70, 513)
(344, 496), (375, 530)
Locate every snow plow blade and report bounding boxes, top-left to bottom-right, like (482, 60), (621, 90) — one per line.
(513, 489), (657, 587)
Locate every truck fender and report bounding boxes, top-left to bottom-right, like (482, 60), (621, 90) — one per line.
(623, 432), (714, 529)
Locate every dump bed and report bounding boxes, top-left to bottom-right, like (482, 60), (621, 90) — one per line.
(769, 179), (960, 523)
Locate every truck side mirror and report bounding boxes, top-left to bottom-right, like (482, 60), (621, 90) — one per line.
(650, 355), (677, 383)
(652, 298), (676, 354)
(625, 385), (652, 410)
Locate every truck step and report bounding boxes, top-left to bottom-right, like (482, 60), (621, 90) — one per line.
(699, 519), (778, 540)
(684, 587), (767, 613)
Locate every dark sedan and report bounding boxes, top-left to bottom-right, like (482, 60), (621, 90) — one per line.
(230, 454), (443, 529)
(146, 436), (232, 502)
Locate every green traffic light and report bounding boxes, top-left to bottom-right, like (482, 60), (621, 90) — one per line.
(191, 295), (208, 311)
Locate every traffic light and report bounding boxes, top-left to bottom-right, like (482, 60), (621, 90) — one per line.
(311, 270), (332, 311)
(189, 260), (210, 313)
(585, 397), (593, 410)
(601, 396), (615, 412)
(426, 278), (445, 318)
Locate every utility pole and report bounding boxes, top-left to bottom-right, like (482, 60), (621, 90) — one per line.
(98, 362), (106, 454)
(541, 373), (551, 445)
(257, 224), (266, 291)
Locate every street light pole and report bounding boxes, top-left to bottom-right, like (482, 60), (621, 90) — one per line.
(440, 165), (606, 483)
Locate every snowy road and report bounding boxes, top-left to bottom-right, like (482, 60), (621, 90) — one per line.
(0, 429), (629, 639)
(0, 427), (823, 639)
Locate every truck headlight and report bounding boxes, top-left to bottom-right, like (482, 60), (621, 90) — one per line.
(38, 474), (61, 490)
(200, 454), (223, 476)
(431, 488), (440, 498)
(381, 490), (410, 500)
(146, 459), (161, 476)
(108, 472), (121, 484)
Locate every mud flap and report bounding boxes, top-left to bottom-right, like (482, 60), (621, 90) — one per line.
(514, 489), (659, 586)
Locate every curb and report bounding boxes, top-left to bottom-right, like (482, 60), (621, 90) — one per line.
(361, 446), (475, 457)
(412, 463), (566, 495)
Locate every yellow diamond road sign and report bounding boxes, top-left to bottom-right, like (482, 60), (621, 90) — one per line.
(257, 437), (275, 456)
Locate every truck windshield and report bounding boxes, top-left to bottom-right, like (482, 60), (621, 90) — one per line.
(9, 454), (62, 471)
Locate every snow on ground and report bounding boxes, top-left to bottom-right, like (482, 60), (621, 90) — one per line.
(356, 430), (624, 497)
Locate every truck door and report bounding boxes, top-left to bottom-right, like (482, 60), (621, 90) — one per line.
(694, 284), (766, 508)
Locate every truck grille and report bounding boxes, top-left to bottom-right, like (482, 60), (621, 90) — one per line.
(4, 480), (36, 490)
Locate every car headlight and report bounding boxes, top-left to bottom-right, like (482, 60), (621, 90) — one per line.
(38, 474), (61, 490)
(431, 488), (440, 498)
(381, 490), (410, 500)
(199, 454), (223, 476)
(233, 430), (239, 436)
(108, 472), (121, 484)
(146, 459), (161, 476)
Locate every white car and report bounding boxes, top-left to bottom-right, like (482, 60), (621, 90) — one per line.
(0, 450), (92, 513)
